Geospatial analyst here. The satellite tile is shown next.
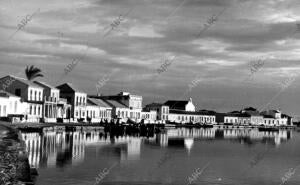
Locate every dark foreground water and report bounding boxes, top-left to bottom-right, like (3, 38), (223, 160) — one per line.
(20, 127), (300, 185)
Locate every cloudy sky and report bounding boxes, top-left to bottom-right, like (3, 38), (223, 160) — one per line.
(1, 0), (300, 116)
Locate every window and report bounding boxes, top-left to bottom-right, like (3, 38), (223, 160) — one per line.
(80, 97), (82, 105)
(83, 98), (85, 105)
(29, 105), (32, 114)
(0, 105), (2, 116)
(39, 92), (41, 101)
(33, 105), (36, 115)
(3, 106), (6, 116)
(82, 112), (85, 117)
(76, 111), (78, 116)
(34, 91), (37, 101)
(14, 101), (17, 113)
(30, 90), (32, 100)
(15, 89), (21, 96)
(38, 106), (40, 115)
(93, 111), (95, 118)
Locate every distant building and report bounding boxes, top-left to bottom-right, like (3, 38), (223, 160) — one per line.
(241, 107), (264, 125)
(141, 109), (157, 124)
(90, 92), (143, 122)
(144, 103), (169, 123)
(56, 83), (87, 122)
(168, 109), (216, 124)
(224, 113), (239, 125)
(103, 99), (130, 123)
(0, 75), (44, 122)
(261, 110), (290, 126)
(164, 98), (195, 112)
(86, 98), (112, 123)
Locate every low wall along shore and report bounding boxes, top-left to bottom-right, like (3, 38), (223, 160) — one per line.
(0, 122), (33, 185)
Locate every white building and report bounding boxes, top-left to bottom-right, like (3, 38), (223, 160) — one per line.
(86, 98), (112, 123)
(92, 92), (143, 123)
(168, 110), (216, 124)
(0, 75), (44, 122)
(144, 103), (169, 123)
(0, 90), (27, 122)
(56, 83), (87, 122)
(141, 110), (157, 124)
(261, 110), (290, 126)
(104, 99), (130, 123)
(34, 81), (60, 123)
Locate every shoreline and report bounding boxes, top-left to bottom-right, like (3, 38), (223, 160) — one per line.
(9, 122), (297, 131)
(0, 121), (34, 185)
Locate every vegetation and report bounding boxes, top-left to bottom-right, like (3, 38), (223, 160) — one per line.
(25, 65), (43, 81)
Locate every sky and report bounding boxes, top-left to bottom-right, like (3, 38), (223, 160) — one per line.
(1, 0), (300, 116)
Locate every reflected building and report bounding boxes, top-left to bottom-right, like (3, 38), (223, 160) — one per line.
(21, 130), (143, 168)
(21, 130), (104, 168)
(145, 128), (292, 150)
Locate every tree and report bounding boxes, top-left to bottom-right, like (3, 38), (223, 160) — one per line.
(25, 65), (43, 81)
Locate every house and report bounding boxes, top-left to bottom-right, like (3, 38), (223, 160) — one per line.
(144, 103), (169, 123)
(224, 113), (239, 125)
(0, 90), (27, 122)
(164, 98), (195, 112)
(141, 110), (157, 124)
(196, 110), (216, 124)
(167, 109), (216, 124)
(168, 109), (199, 124)
(86, 98), (112, 123)
(0, 75), (44, 122)
(262, 115), (277, 126)
(236, 113), (251, 125)
(241, 107), (264, 125)
(56, 83), (87, 122)
(282, 114), (293, 126)
(91, 92), (143, 122)
(34, 81), (60, 123)
(261, 110), (290, 126)
(103, 99), (129, 123)
(56, 98), (72, 122)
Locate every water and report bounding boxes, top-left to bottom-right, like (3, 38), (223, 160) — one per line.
(20, 127), (300, 185)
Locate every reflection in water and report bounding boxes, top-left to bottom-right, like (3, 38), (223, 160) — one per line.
(21, 127), (291, 169)
(146, 128), (291, 149)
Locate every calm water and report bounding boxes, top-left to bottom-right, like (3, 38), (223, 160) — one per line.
(20, 127), (300, 185)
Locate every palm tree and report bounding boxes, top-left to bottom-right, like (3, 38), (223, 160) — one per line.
(25, 65), (43, 81)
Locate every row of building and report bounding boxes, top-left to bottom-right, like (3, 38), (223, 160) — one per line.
(0, 75), (293, 126)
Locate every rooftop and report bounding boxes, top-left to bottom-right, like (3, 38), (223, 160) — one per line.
(164, 100), (189, 110)
(103, 99), (127, 108)
(0, 75), (42, 88)
(56, 83), (84, 93)
(88, 98), (112, 108)
(34, 81), (59, 90)
(0, 90), (19, 98)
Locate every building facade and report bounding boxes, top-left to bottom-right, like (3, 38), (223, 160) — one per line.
(0, 75), (44, 122)
(86, 98), (112, 123)
(56, 83), (87, 122)
(34, 81), (60, 123)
